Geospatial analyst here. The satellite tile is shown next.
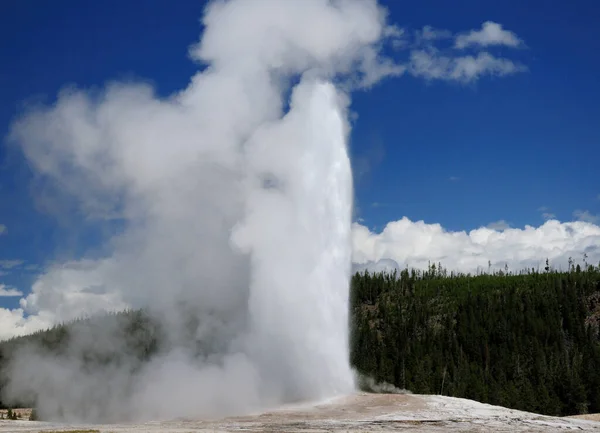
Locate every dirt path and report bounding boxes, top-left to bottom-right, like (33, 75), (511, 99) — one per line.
(569, 413), (600, 422)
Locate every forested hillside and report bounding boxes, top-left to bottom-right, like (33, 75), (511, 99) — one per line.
(350, 263), (600, 416)
(1, 262), (599, 418)
(0, 310), (164, 411)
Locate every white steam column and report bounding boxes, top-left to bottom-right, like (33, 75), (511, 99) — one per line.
(232, 78), (355, 404)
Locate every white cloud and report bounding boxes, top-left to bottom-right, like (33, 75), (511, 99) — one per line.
(409, 50), (526, 82)
(0, 260), (24, 269)
(383, 24), (404, 39)
(383, 25), (407, 50)
(455, 21), (523, 49)
(353, 217), (600, 274)
(404, 21), (526, 83)
(0, 284), (23, 297)
(538, 206), (556, 220)
(353, 258), (400, 275)
(0, 224), (6, 235)
(419, 25), (452, 41)
(486, 220), (511, 230)
(0, 308), (54, 341)
(574, 209), (599, 224)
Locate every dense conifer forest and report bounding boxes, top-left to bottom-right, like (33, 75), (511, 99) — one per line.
(1, 261), (599, 418)
(350, 262), (600, 416)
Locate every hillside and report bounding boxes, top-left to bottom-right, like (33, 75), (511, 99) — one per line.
(350, 264), (600, 417)
(0, 310), (164, 411)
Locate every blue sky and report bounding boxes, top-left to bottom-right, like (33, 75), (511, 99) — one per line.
(1, 0), (599, 315)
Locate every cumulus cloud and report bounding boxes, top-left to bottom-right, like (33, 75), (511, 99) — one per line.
(0, 308), (53, 341)
(409, 50), (525, 82)
(0, 284), (23, 297)
(352, 217), (600, 274)
(0, 284), (54, 340)
(486, 220), (511, 231)
(574, 209), (600, 224)
(455, 21), (523, 49)
(352, 258), (400, 275)
(0, 224), (6, 235)
(406, 21), (526, 82)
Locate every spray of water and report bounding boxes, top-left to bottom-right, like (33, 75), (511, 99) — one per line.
(3, 0), (401, 422)
(235, 80), (355, 402)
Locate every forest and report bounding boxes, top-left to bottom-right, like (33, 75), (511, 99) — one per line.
(350, 261), (600, 416)
(1, 260), (599, 418)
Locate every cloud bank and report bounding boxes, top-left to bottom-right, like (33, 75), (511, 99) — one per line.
(353, 217), (600, 275)
(1, 0), (529, 423)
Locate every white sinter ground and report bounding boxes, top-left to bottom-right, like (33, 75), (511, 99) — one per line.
(1, 393), (599, 432)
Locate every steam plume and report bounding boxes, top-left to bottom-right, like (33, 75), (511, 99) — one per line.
(4, 0), (396, 422)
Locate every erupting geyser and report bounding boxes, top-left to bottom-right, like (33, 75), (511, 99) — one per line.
(234, 80), (355, 402)
(3, 0), (400, 423)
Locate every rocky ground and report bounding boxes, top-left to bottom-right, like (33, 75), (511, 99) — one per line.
(1, 393), (599, 432)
